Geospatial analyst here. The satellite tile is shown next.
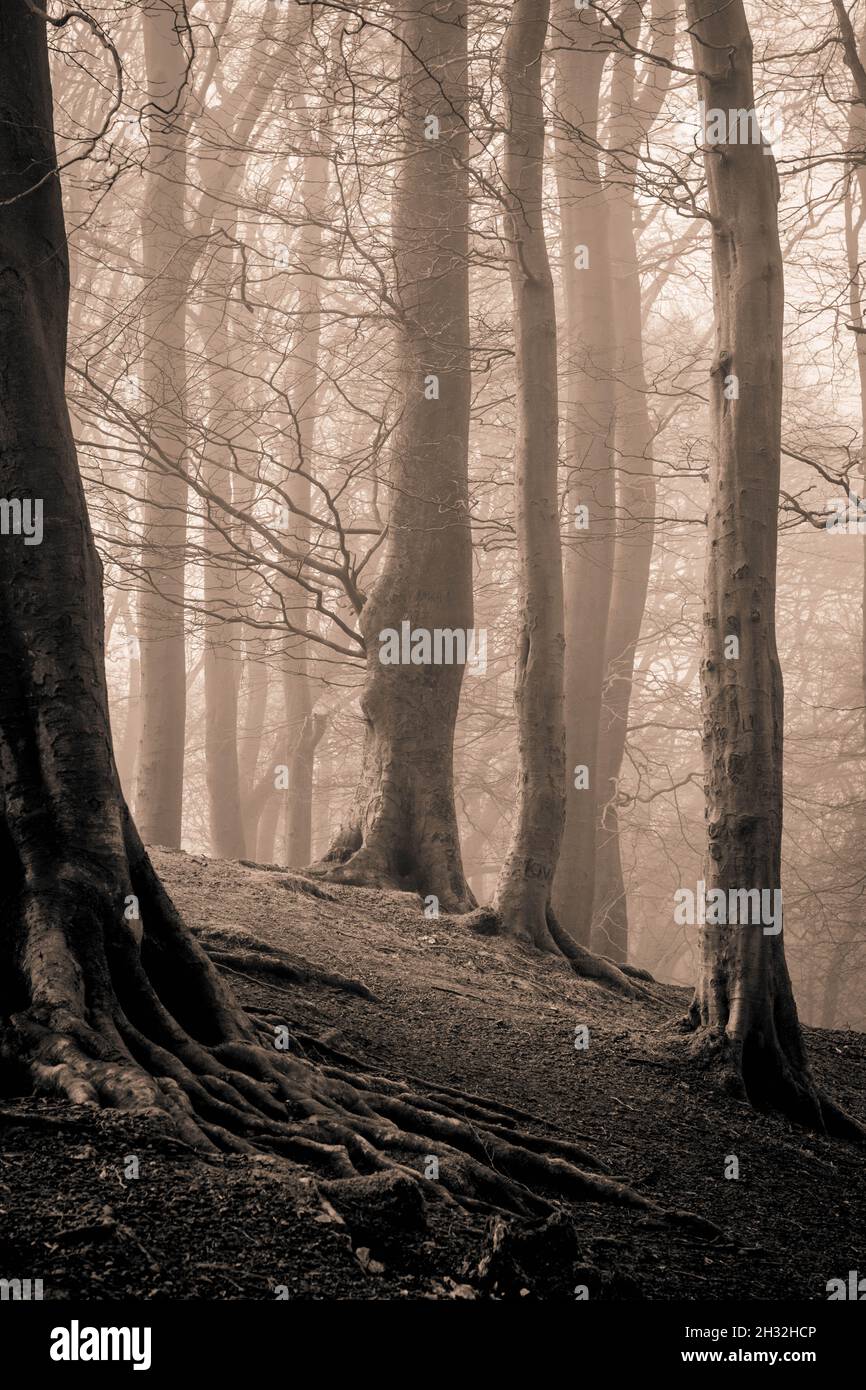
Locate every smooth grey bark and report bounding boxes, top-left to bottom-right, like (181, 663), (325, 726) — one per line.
(492, 0), (566, 946)
(684, 0), (859, 1134)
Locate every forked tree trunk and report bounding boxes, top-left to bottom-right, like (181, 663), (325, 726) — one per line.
(312, 0), (475, 912)
(684, 0), (858, 1134)
(134, 0), (190, 848)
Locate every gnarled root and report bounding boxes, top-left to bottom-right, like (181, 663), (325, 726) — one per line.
(466, 904), (651, 998)
(679, 1007), (866, 1143)
(0, 830), (718, 1236)
(194, 923), (378, 1001)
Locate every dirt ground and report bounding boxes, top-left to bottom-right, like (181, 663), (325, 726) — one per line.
(1, 848), (863, 1300)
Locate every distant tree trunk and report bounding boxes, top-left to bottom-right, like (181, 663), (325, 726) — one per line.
(684, 0), (858, 1134)
(282, 98), (329, 869)
(239, 653), (270, 849)
(591, 0), (672, 961)
(201, 254), (248, 862)
(116, 596), (142, 803)
(312, 0), (475, 912)
(551, 0), (616, 950)
(135, 0), (190, 848)
(257, 787), (281, 864)
(311, 739), (334, 862)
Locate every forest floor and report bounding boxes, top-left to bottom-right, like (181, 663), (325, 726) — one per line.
(1, 848), (864, 1301)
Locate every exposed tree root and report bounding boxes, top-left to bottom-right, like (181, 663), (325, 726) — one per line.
(306, 823), (477, 915)
(0, 827), (718, 1236)
(236, 862), (340, 902)
(465, 903), (651, 998)
(679, 1013), (866, 1143)
(194, 923), (378, 1001)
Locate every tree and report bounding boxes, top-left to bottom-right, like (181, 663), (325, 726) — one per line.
(486, 0), (640, 994)
(312, 0), (476, 912)
(551, 0), (617, 951)
(591, 0), (673, 961)
(683, 0), (861, 1135)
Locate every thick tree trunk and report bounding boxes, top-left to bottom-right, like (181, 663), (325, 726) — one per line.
(134, 0), (190, 848)
(312, 0), (475, 912)
(551, 1), (616, 950)
(0, 0), (251, 1135)
(684, 0), (857, 1134)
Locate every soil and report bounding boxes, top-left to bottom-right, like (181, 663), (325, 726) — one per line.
(0, 848), (863, 1300)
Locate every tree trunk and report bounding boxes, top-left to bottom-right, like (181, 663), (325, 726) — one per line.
(551, 1), (617, 950)
(201, 255), (248, 862)
(485, 0), (639, 995)
(591, 0), (672, 961)
(312, 0), (475, 912)
(115, 597), (142, 805)
(490, 0), (565, 947)
(684, 0), (858, 1134)
(281, 96), (329, 869)
(0, 0), (250, 1136)
(134, 0), (190, 848)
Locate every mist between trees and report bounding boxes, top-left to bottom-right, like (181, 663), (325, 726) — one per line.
(21, 0), (866, 1116)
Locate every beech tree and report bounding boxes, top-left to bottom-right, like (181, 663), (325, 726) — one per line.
(550, 0), (617, 951)
(683, 0), (861, 1134)
(312, 0), (477, 911)
(486, 0), (640, 994)
(591, 0), (674, 961)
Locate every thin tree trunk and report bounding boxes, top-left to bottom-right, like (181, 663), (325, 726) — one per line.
(281, 93), (329, 868)
(116, 596), (142, 803)
(135, 0), (190, 848)
(488, 0), (638, 995)
(491, 0), (566, 946)
(239, 653), (270, 849)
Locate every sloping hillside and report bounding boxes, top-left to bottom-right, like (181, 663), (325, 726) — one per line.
(1, 849), (863, 1300)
